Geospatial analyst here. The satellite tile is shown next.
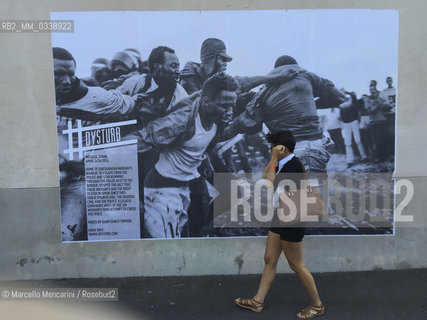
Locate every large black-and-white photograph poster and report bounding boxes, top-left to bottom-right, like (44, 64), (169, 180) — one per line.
(51, 10), (398, 241)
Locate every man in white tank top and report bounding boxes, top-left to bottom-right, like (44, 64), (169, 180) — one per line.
(142, 73), (238, 238)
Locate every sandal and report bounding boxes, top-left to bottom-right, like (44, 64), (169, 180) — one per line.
(297, 302), (324, 319)
(234, 297), (264, 312)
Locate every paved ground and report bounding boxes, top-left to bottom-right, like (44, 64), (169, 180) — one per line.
(1, 269), (426, 319)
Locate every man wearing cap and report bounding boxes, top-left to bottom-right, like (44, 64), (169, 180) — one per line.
(82, 57), (112, 87)
(180, 38), (232, 94)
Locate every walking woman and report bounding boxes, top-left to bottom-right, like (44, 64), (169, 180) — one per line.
(235, 130), (324, 319)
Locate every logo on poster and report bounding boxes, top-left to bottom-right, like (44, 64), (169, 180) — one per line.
(62, 120), (137, 160)
(85, 127), (121, 146)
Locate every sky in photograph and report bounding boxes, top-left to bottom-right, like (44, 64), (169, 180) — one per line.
(51, 10), (398, 97)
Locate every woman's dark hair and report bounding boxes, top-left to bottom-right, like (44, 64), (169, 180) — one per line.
(266, 130), (296, 152)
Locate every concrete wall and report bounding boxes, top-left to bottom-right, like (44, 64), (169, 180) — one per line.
(1, 0), (426, 280)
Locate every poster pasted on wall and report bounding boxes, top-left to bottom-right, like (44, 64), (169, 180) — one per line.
(51, 10), (398, 241)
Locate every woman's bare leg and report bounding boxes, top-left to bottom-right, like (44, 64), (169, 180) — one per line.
(281, 240), (322, 307)
(252, 231), (283, 303)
